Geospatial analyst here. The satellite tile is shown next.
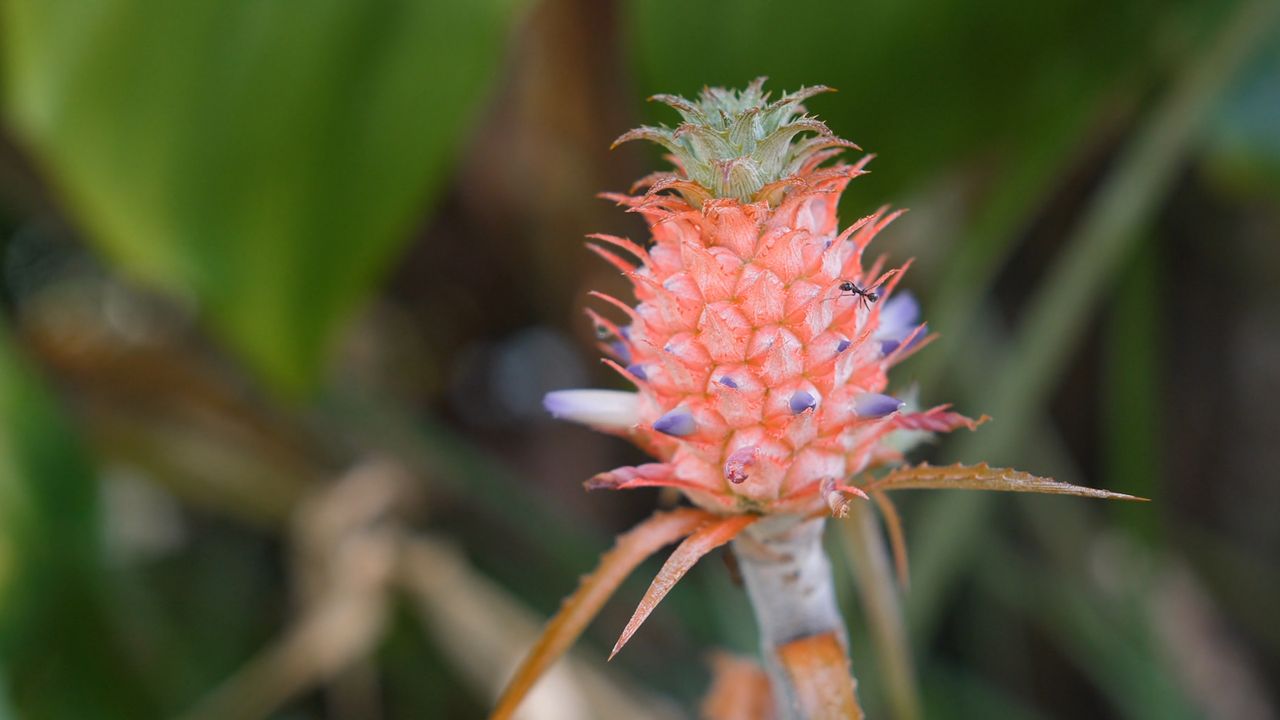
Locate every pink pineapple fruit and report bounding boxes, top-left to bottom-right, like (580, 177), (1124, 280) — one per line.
(544, 78), (977, 518)
(496, 79), (1142, 720)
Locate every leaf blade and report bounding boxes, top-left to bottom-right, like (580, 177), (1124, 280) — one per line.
(0, 0), (527, 391)
(490, 507), (713, 720)
(610, 514), (758, 660)
(871, 490), (911, 591)
(0, 323), (154, 718)
(868, 462), (1148, 501)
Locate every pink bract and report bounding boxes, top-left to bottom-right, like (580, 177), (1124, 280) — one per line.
(546, 81), (978, 516)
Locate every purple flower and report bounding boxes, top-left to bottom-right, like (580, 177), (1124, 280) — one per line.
(653, 409), (697, 437)
(789, 390), (817, 414)
(874, 292), (919, 344)
(853, 392), (904, 418)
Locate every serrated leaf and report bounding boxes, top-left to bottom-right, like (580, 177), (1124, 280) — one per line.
(490, 507), (713, 720)
(867, 462), (1148, 501)
(610, 514), (757, 660)
(1, 0), (525, 392)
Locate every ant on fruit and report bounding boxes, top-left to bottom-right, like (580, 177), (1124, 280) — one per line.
(834, 279), (881, 311)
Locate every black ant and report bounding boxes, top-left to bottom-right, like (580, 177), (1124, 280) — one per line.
(835, 280), (881, 311)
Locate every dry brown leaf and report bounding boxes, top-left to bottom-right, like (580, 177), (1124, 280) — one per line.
(777, 632), (863, 720)
(403, 538), (679, 720)
(490, 507), (714, 720)
(610, 514), (758, 659)
(870, 490), (910, 591)
(866, 462), (1148, 501)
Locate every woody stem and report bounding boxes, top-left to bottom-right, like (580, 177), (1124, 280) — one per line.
(733, 515), (861, 719)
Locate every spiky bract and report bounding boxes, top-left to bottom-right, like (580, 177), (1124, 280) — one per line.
(545, 80), (981, 517)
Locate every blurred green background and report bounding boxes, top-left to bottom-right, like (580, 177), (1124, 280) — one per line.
(1, 0), (1278, 718)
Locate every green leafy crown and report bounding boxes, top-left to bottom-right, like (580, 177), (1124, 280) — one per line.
(613, 77), (857, 204)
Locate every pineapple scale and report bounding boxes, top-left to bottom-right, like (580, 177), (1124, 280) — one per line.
(547, 80), (975, 517)
(598, 170), (909, 515)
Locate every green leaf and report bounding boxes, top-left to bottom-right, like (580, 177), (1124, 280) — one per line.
(978, 545), (1200, 720)
(905, 0), (1280, 642)
(1, 0), (525, 392)
(1104, 240), (1164, 542)
(0, 321), (98, 654)
(0, 321), (153, 718)
(1204, 24), (1280, 198)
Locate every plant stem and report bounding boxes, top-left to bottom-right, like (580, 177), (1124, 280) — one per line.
(840, 504), (921, 720)
(733, 516), (855, 719)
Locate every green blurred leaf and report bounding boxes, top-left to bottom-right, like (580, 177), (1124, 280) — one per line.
(920, 666), (1047, 720)
(906, 0), (1280, 642)
(627, 0), (1171, 203)
(1204, 25), (1280, 198)
(979, 545), (1199, 720)
(0, 322), (153, 718)
(1, 0), (525, 392)
(0, 669), (14, 720)
(1104, 240), (1163, 542)
(0, 320), (97, 655)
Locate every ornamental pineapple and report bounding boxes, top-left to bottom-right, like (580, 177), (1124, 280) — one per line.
(497, 79), (1143, 720)
(545, 78), (978, 517)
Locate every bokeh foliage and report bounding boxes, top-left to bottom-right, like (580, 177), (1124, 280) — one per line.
(628, 0), (1178, 203)
(2, 0), (525, 392)
(0, 325), (152, 718)
(0, 0), (1276, 718)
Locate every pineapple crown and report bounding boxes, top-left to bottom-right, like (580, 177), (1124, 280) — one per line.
(613, 77), (858, 205)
